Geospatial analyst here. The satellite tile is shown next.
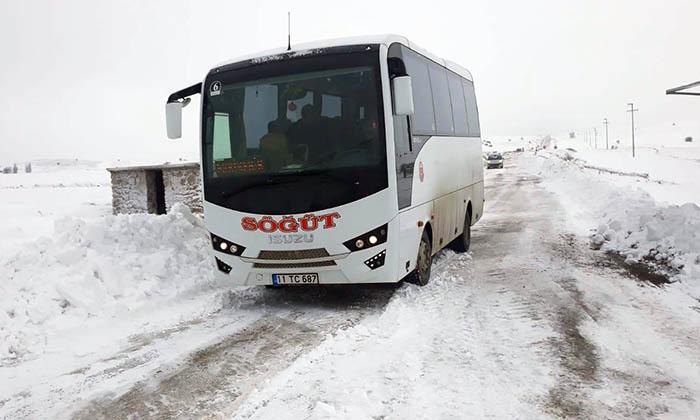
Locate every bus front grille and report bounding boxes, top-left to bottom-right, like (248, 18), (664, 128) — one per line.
(257, 248), (330, 260)
(252, 260), (337, 269)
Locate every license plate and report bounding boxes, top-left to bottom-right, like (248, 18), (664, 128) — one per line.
(272, 273), (319, 285)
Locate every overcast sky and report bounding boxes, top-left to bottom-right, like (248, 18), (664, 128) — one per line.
(1, 0), (698, 163)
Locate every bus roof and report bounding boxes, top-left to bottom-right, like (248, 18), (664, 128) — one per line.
(212, 34), (473, 81)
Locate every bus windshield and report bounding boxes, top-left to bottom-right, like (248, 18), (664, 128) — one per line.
(202, 50), (387, 214)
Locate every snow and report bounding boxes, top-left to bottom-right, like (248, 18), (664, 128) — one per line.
(482, 135), (535, 154)
(2, 145), (700, 418)
(233, 252), (556, 420)
(0, 202), (221, 362)
(553, 140), (700, 205)
(0, 161), (223, 370)
(520, 137), (700, 299)
(0, 160), (111, 255)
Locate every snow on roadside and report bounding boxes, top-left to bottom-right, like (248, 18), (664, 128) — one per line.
(0, 204), (220, 364)
(523, 148), (700, 299)
(552, 138), (700, 206)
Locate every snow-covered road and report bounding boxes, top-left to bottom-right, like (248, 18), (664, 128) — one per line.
(3, 153), (700, 419)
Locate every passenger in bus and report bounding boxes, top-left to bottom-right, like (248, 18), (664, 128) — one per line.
(287, 104), (332, 165)
(259, 120), (291, 171)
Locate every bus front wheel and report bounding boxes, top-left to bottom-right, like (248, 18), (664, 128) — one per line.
(450, 211), (472, 253)
(409, 230), (433, 286)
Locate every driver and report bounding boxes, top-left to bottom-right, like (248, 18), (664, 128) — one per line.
(288, 104), (330, 164)
(259, 120), (291, 171)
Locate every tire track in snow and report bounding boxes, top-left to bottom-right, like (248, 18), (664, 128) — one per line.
(476, 163), (604, 417)
(71, 286), (398, 419)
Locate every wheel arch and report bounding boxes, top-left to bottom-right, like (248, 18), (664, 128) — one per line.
(423, 221), (433, 248)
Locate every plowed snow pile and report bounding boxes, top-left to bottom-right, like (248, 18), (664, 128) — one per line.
(525, 144), (700, 299)
(0, 204), (216, 363)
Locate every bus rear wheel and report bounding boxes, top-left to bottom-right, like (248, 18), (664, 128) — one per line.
(409, 230), (432, 286)
(450, 210), (472, 253)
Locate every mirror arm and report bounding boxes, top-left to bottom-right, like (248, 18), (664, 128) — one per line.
(167, 82), (202, 104)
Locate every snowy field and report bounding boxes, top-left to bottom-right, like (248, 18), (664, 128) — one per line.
(2, 148), (700, 418)
(0, 160), (111, 255)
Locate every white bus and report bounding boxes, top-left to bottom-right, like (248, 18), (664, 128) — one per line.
(166, 35), (483, 286)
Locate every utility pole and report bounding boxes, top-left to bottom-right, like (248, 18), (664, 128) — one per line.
(627, 103), (638, 157)
(603, 118), (609, 149)
(594, 127), (598, 149)
(287, 12), (291, 51)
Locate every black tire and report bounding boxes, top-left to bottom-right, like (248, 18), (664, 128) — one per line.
(408, 230), (432, 286)
(450, 210), (472, 253)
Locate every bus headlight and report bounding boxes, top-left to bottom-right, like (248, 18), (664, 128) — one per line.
(344, 224), (388, 252)
(211, 233), (246, 256)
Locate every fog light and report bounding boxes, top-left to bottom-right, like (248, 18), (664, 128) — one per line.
(364, 250), (386, 270)
(229, 244), (237, 254)
(220, 242), (228, 251)
(215, 257), (232, 274)
(355, 239), (364, 249)
(369, 235), (378, 245)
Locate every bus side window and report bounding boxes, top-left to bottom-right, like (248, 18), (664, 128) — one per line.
(401, 49), (436, 136)
(448, 73), (469, 137)
(428, 63), (454, 136)
(462, 80), (481, 137)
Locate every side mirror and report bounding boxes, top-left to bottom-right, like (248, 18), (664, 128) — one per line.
(166, 101), (184, 139)
(391, 76), (414, 116)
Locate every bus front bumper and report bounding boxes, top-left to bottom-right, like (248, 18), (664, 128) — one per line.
(211, 246), (398, 286)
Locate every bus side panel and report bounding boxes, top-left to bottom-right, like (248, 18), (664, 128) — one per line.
(472, 179), (484, 224)
(471, 136), (485, 224)
(407, 136), (481, 253)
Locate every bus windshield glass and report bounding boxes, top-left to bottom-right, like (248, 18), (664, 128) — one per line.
(202, 50), (387, 214)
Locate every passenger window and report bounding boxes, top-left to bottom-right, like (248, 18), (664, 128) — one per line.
(243, 84), (278, 149)
(287, 91), (313, 122)
(429, 64), (454, 136)
(448, 73), (469, 136)
(212, 113), (232, 160)
(463, 80), (481, 137)
(321, 94), (342, 118)
(402, 50), (436, 135)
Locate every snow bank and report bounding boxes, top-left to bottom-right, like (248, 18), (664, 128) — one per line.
(525, 149), (700, 299)
(0, 204), (215, 363)
(591, 201), (700, 277)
